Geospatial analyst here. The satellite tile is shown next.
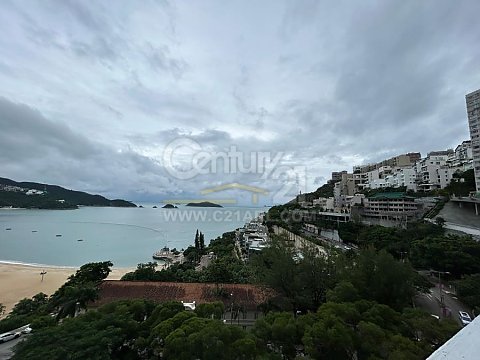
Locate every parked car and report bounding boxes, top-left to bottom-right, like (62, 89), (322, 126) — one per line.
(459, 311), (472, 326)
(0, 332), (20, 343)
(21, 326), (32, 334)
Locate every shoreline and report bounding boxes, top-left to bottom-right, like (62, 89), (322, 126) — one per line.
(0, 260), (78, 269)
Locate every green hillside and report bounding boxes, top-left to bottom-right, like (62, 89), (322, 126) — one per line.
(0, 177), (136, 209)
(290, 182), (334, 204)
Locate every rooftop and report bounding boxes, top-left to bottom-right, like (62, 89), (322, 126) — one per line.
(94, 280), (274, 310)
(368, 192), (414, 200)
(427, 315), (480, 360)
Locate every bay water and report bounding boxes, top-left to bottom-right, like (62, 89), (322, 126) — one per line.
(0, 205), (264, 267)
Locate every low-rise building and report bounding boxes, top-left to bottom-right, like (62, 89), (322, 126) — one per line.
(0, 184), (25, 192)
(354, 192), (422, 227)
(312, 197), (335, 211)
(26, 189), (44, 195)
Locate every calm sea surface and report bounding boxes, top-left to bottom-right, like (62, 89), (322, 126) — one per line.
(0, 205), (264, 267)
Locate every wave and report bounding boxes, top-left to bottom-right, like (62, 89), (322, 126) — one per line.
(0, 259), (77, 269)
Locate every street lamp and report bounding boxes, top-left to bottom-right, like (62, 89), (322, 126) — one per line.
(431, 269), (450, 313)
(230, 293), (233, 325)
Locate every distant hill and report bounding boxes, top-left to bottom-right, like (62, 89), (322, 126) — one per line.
(0, 177), (136, 209)
(185, 201), (223, 208)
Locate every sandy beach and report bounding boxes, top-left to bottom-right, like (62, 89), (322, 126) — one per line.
(0, 262), (134, 317)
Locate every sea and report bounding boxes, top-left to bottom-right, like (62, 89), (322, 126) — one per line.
(0, 205), (265, 268)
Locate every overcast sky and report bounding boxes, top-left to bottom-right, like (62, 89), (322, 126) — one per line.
(1, 0), (479, 205)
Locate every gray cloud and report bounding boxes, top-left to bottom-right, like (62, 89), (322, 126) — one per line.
(0, 97), (98, 161)
(0, 97), (174, 200)
(0, 1), (479, 203)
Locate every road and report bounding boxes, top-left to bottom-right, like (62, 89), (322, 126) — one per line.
(0, 325), (31, 360)
(444, 222), (480, 237)
(414, 284), (472, 327)
(0, 336), (23, 360)
(300, 229), (353, 252)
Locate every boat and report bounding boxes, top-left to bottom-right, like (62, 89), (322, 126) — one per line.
(5, 228), (12, 230)
(152, 247), (173, 261)
(32, 230), (38, 233)
(152, 246), (184, 264)
(55, 234), (62, 237)
(77, 239), (84, 242)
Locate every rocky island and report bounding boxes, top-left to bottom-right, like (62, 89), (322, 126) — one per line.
(162, 204), (178, 208)
(185, 201), (223, 208)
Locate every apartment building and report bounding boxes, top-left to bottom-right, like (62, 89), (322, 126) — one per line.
(447, 140), (473, 172)
(378, 153), (421, 168)
(466, 89), (480, 193)
(334, 172), (355, 198)
(415, 152), (455, 191)
(352, 153), (420, 193)
(330, 171), (348, 184)
(455, 140), (473, 162)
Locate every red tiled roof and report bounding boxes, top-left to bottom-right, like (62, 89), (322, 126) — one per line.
(94, 281), (274, 310)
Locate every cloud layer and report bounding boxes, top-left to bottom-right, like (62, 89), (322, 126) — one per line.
(1, 0), (479, 204)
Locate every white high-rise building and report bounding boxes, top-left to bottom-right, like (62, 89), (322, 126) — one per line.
(466, 89), (480, 193)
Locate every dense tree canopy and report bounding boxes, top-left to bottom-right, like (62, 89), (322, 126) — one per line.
(410, 235), (480, 277)
(456, 274), (480, 314)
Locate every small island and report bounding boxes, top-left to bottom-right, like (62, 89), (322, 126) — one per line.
(162, 204), (178, 209)
(185, 201), (223, 208)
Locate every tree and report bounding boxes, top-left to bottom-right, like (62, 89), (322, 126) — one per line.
(199, 232), (205, 252)
(303, 310), (356, 359)
(205, 259), (234, 284)
(163, 316), (255, 360)
(66, 261), (113, 285)
(295, 244), (332, 311)
(251, 235), (299, 311)
(49, 261), (113, 318)
(326, 281), (360, 303)
(13, 300), (152, 360)
(252, 312), (300, 358)
(195, 302), (225, 320)
(410, 235), (480, 277)
(10, 293), (48, 316)
(456, 273), (480, 313)
(121, 262), (158, 281)
(347, 248), (415, 310)
(195, 229), (200, 250)
(0, 303), (5, 317)
(435, 217), (446, 227)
